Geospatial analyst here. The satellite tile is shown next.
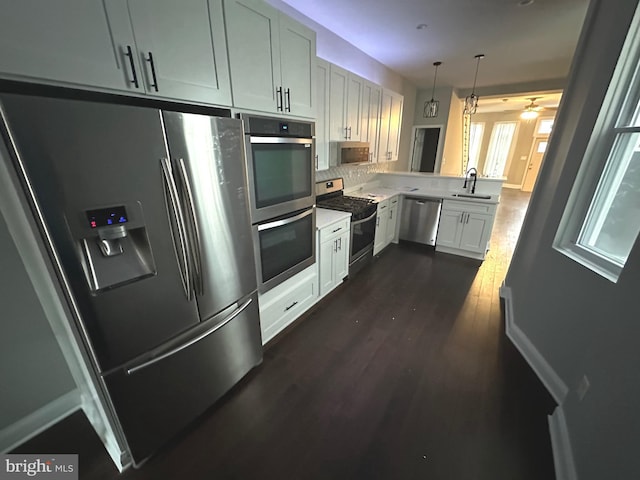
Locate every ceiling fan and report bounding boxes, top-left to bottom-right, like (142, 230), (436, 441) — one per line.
(521, 97), (544, 119)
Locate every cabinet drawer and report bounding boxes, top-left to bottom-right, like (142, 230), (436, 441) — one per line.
(442, 199), (496, 215)
(258, 266), (317, 344)
(319, 218), (350, 243)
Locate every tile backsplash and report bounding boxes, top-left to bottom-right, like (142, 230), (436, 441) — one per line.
(316, 163), (390, 189)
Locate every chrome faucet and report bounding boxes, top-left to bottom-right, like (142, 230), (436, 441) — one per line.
(463, 168), (478, 194)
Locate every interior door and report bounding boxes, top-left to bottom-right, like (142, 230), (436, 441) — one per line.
(522, 138), (548, 192)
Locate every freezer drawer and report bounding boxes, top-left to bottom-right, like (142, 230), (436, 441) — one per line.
(399, 197), (442, 246)
(102, 292), (262, 463)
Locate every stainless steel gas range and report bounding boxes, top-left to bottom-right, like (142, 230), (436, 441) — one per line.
(316, 178), (377, 275)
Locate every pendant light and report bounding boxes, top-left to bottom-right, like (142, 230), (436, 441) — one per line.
(424, 61), (442, 118)
(464, 54), (485, 115)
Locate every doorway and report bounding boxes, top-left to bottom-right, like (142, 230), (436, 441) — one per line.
(521, 138), (548, 192)
(411, 126), (443, 173)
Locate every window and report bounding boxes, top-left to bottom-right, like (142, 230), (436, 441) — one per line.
(467, 122), (484, 170)
(555, 6), (640, 282)
(535, 117), (555, 136)
(483, 122), (517, 177)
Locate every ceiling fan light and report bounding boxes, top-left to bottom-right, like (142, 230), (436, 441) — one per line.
(521, 109), (539, 120)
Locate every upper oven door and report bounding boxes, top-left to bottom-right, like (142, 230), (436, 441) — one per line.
(253, 207), (316, 293)
(245, 136), (315, 223)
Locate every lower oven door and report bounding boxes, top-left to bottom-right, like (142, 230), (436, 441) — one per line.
(254, 207), (316, 293)
(350, 209), (377, 264)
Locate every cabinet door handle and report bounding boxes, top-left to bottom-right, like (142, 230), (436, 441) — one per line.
(344, 127), (349, 139)
(285, 88), (291, 112)
(125, 45), (140, 89)
(334, 239), (338, 252)
(332, 227), (342, 233)
(146, 51), (159, 92)
(338, 237), (342, 250)
(285, 301), (298, 311)
(348, 126), (352, 139)
(466, 213), (470, 224)
(376, 217), (380, 227)
(315, 154), (318, 170)
(276, 87), (283, 111)
(390, 210), (393, 220)
(460, 213), (464, 223)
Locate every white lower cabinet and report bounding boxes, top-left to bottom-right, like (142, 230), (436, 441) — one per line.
(436, 199), (497, 260)
(373, 199), (389, 255)
(386, 196), (399, 245)
(258, 264), (318, 345)
(373, 195), (400, 255)
(318, 217), (350, 298)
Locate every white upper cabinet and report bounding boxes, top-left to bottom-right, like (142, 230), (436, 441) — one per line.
(361, 80), (381, 161)
(124, 0), (232, 105)
(329, 64), (349, 142)
(378, 89), (404, 162)
(346, 74), (364, 141)
(315, 59), (330, 171)
(224, 0), (316, 117)
(279, 14), (316, 117)
(0, 0), (232, 105)
(0, 0), (129, 91)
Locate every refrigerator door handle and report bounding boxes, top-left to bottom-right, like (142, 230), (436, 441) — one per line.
(160, 158), (191, 299)
(176, 158), (204, 296)
(126, 297), (253, 375)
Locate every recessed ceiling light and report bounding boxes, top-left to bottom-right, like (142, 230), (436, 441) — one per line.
(416, 24), (428, 30)
(518, 0), (534, 6)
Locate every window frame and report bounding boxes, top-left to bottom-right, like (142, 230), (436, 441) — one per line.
(554, 6), (640, 282)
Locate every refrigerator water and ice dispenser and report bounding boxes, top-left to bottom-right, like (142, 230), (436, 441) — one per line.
(78, 203), (156, 292)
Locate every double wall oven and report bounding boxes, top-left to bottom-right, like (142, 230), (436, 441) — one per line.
(241, 114), (316, 292)
(316, 178), (378, 275)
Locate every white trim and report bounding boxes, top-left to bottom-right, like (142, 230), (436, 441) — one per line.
(0, 390), (81, 453)
(500, 285), (569, 404)
(502, 183), (522, 189)
(548, 406), (578, 480)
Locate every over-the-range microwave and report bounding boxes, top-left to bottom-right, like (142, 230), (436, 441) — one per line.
(338, 141), (370, 165)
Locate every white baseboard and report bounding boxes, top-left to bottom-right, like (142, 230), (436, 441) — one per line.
(500, 284), (569, 404)
(548, 406), (578, 480)
(502, 183), (522, 189)
(0, 389), (81, 453)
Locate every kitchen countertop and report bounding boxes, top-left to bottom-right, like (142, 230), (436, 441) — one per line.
(348, 186), (500, 205)
(316, 208), (351, 229)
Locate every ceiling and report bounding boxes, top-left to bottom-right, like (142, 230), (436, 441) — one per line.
(476, 91), (563, 113)
(280, 0), (589, 93)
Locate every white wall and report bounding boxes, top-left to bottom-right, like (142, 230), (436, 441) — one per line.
(505, 0), (640, 478)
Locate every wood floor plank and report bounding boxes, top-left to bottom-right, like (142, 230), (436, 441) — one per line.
(13, 189), (556, 480)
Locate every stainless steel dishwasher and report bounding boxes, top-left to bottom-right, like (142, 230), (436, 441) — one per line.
(399, 197), (442, 246)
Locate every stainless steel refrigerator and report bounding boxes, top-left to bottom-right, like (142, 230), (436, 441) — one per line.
(0, 94), (263, 463)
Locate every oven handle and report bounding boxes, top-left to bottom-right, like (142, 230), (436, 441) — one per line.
(351, 209), (378, 225)
(249, 136), (313, 145)
(257, 208), (314, 231)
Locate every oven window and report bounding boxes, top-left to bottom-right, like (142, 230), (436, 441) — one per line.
(259, 211), (313, 282)
(351, 214), (377, 257)
(252, 143), (312, 208)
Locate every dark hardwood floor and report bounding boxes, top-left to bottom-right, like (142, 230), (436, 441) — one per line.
(14, 188), (556, 479)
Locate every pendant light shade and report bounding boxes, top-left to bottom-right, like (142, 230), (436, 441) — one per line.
(464, 54), (485, 115)
(424, 61), (442, 118)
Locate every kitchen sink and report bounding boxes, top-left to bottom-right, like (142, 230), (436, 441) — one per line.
(452, 193), (492, 199)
